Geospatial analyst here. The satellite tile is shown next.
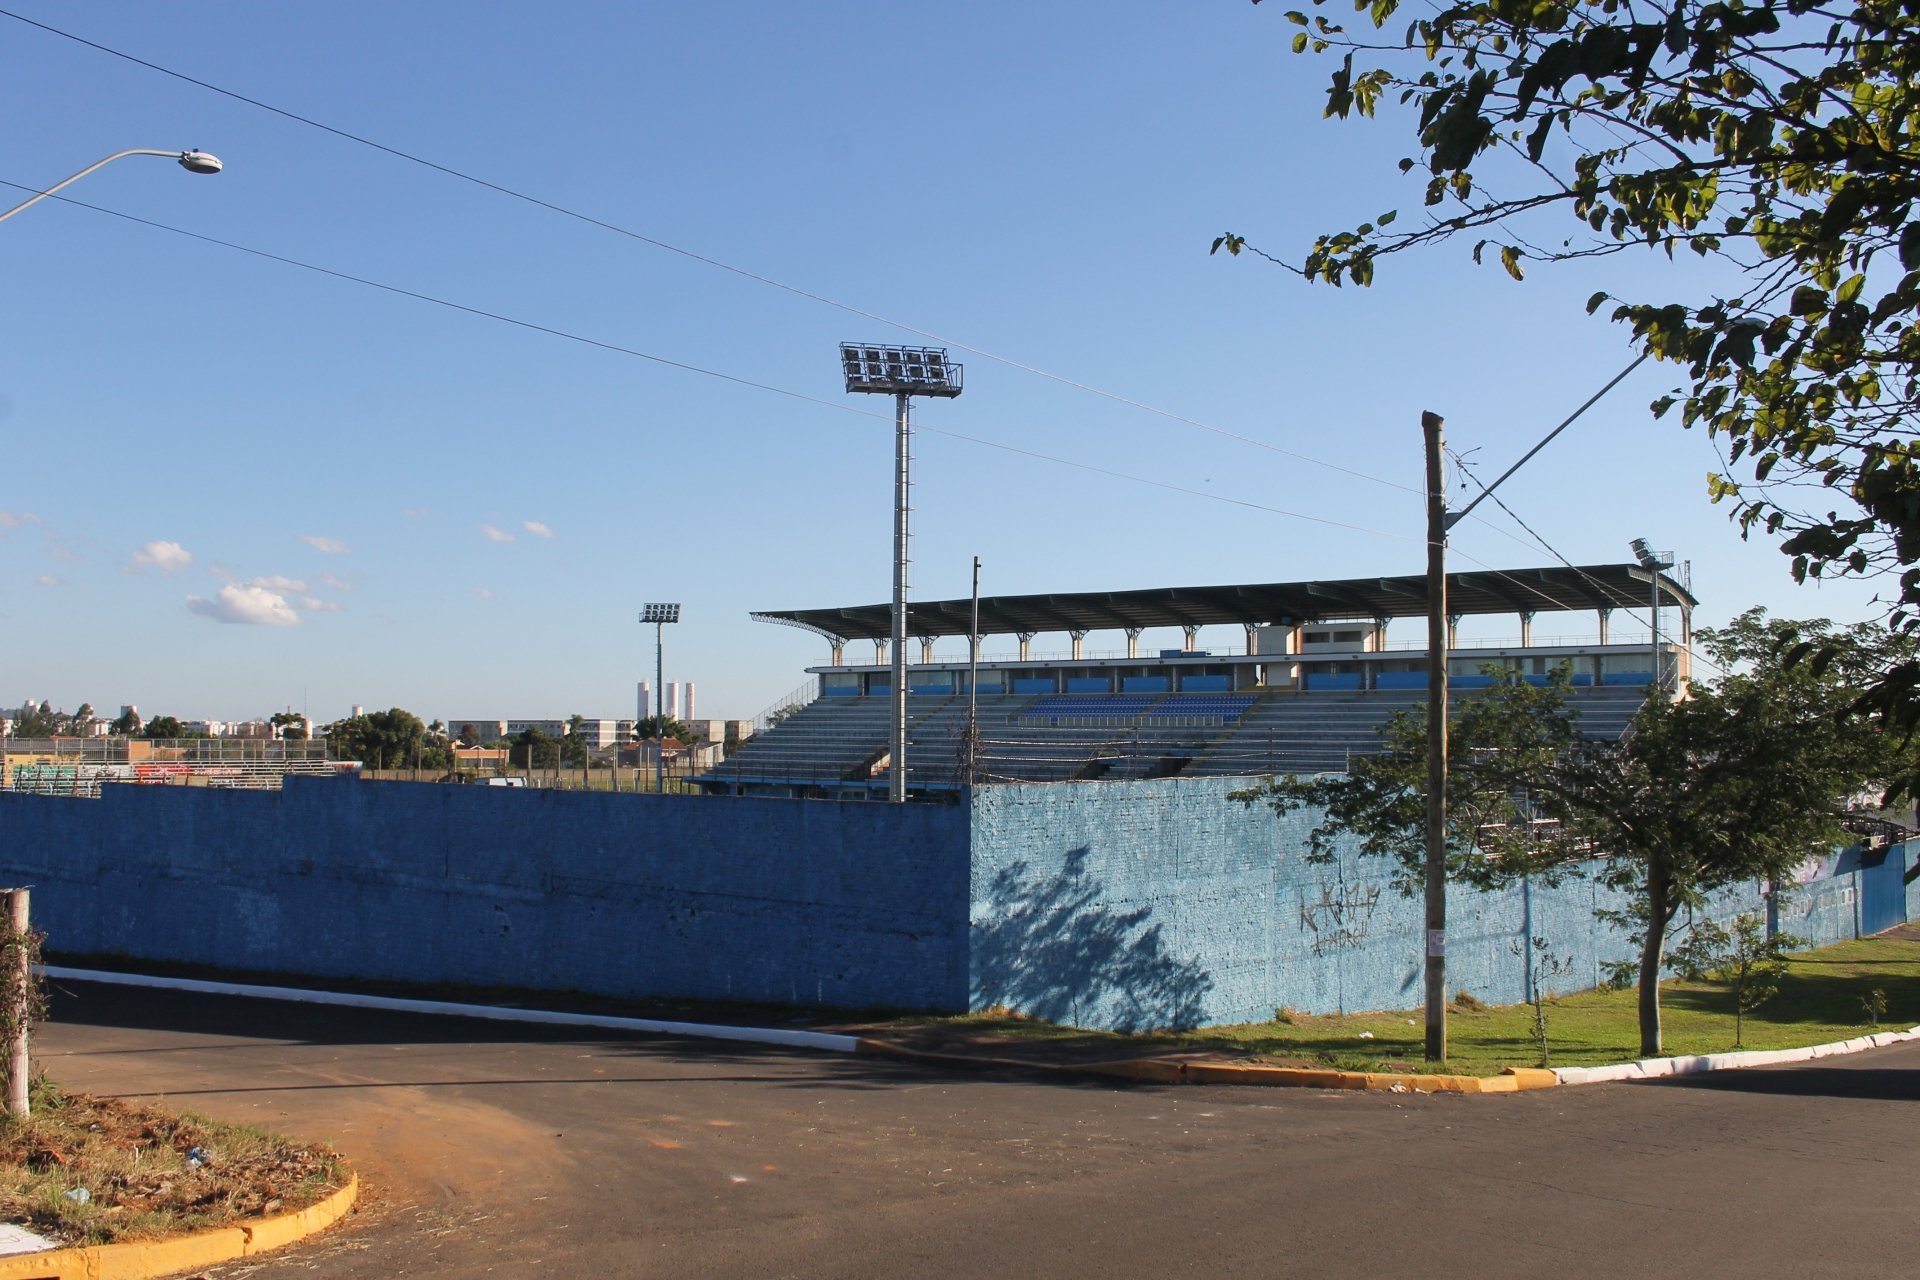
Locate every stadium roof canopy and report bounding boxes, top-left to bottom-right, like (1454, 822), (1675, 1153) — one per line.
(752, 564), (1697, 645)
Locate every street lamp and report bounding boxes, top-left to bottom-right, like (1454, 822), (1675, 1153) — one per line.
(0, 149), (223, 225)
(838, 343), (964, 802)
(641, 603), (680, 794)
(1630, 539), (1675, 694)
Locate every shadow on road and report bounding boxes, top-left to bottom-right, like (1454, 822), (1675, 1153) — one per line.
(41, 977), (1160, 1098)
(1648, 1065), (1920, 1101)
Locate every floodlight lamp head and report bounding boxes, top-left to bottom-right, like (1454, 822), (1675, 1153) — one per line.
(178, 150), (223, 175)
(641, 603), (681, 625)
(838, 343), (964, 398)
(1629, 538), (1673, 571)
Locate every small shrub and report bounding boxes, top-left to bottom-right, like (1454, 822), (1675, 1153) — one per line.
(1450, 991), (1486, 1012)
(1271, 1006), (1299, 1026)
(1862, 987), (1888, 1027)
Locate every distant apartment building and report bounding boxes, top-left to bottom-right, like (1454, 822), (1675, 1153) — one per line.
(447, 718), (635, 749)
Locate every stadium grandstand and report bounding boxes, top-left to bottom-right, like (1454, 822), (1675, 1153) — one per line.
(696, 564), (1694, 798)
(0, 737), (353, 797)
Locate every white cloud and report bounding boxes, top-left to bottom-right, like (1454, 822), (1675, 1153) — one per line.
(474, 586), (498, 600)
(186, 583), (300, 626)
(127, 540), (192, 574)
(403, 506), (430, 518)
(299, 534), (350, 555)
(318, 570), (353, 593)
(523, 520), (554, 539)
(34, 575), (62, 587)
(248, 575), (307, 592)
(11, 512), (82, 564)
(299, 595), (342, 613)
(481, 524), (515, 543)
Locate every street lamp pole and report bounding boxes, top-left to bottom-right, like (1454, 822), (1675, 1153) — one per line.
(641, 604), (680, 794)
(837, 345), (964, 803)
(0, 149), (223, 225)
(1630, 540), (1674, 694)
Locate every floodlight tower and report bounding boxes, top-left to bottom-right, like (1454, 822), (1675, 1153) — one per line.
(641, 603), (680, 793)
(1630, 539), (1675, 694)
(839, 344), (965, 802)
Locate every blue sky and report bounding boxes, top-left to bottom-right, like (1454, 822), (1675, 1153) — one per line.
(0, 1), (1887, 724)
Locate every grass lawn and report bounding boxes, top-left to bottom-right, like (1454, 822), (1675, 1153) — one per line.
(917, 934), (1920, 1076)
(0, 1080), (346, 1246)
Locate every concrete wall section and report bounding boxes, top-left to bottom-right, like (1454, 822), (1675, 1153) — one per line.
(967, 778), (1806, 1031)
(0, 777), (1900, 1034)
(0, 778), (971, 1012)
(969, 780), (1278, 1031)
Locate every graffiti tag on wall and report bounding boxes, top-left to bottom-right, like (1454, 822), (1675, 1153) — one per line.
(1300, 880), (1382, 955)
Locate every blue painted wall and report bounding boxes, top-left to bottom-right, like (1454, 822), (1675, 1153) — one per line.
(0, 776), (1900, 1031)
(0, 778), (971, 1011)
(967, 778), (1883, 1031)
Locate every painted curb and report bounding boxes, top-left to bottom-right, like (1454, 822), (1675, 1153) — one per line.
(1551, 1024), (1920, 1085)
(41, 967), (861, 1054)
(0, 1173), (357, 1280)
(47, 968), (1917, 1094)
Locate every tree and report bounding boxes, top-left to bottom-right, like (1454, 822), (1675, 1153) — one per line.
(1219, 0), (1920, 765)
(1233, 613), (1901, 1056)
(141, 715), (189, 741)
(11, 702), (63, 738)
(325, 707), (447, 770)
(633, 716), (696, 744)
(509, 726), (556, 771)
(110, 707), (142, 736)
(1671, 912), (1803, 1048)
(270, 711), (309, 741)
(560, 714), (592, 768)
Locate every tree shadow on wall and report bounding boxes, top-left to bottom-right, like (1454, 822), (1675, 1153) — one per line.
(970, 847), (1214, 1033)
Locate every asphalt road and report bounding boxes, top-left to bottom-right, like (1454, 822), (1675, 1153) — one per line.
(33, 978), (1920, 1278)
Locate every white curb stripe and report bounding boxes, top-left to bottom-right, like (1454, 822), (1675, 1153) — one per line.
(40, 966), (861, 1054)
(1552, 1024), (1920, 1085)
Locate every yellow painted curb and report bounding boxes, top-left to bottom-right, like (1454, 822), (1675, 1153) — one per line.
(0, 1172), (358, 1280)
(858, 1036), (1560, 1094)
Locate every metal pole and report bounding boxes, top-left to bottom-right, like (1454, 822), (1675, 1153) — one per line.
(1421, 410), (1450, 1063)
(890, 390), (911, 802)
(968, 555), (980, 785)
(655, 620), (666, 795)
(0, 148), (217, 224)
(1649, 568), (1661, 696)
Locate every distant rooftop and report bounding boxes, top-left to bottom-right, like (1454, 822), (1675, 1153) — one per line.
(753, 564), (1694, 644)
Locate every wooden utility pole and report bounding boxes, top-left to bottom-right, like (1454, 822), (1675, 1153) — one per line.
(5, 888), (31, 1116)
(1421, 410), (1450, 1063)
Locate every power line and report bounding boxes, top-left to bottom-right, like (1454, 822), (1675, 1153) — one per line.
(2, 178), (1418, 546)
(1447, 449), (1728, 678)
(0, 6), (1423, 498)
